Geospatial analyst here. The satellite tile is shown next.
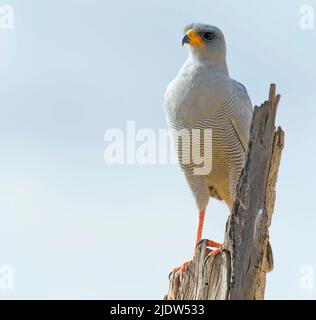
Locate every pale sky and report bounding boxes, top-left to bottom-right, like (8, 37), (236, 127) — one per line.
(1, 0), (316, 299)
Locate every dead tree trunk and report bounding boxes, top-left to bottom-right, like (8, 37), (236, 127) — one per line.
(165, 84), (284, 300)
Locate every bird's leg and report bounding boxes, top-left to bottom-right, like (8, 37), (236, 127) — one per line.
(171, 208), (223, 276)
(194, 209), (222, 256)
(193, 208), (206, 254)
(171, 209), (206, 275)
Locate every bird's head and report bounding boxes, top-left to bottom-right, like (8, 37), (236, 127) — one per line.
(182, 23), (227, 65)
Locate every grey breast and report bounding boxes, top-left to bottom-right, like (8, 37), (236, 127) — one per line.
(164, 63), (252, 210)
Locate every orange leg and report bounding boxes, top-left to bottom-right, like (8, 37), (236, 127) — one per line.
(171, 209), (206, 275)
(194, 210), (222, 255)
(194, 209), (206, 253)
(205, 239), (222, 248)
(171, 260), (191, 274)
(208, 248), (221, 256)
(170, 208), (223, 276)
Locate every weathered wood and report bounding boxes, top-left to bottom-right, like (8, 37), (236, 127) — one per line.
(165, 84), (284, 300)
(165, 241), (231, 300)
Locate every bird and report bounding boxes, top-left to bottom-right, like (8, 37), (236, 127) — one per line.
(164, 23), (255, 274)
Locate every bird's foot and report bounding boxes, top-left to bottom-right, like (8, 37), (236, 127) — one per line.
(169, 260), (191, 278)
(196, 239), (224, 257)
(169, 240), (224, 279)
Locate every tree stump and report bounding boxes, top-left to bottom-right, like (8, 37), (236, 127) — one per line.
(165, 84), (284, 300)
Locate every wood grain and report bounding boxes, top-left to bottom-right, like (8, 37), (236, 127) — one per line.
(165, 84), (284, 300)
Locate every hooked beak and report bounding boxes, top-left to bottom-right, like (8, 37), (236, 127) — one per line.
(182, 34), (190, 46)
(182, 29), (205, 47)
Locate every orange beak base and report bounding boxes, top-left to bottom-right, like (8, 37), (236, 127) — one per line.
(182, 29), (205, 47)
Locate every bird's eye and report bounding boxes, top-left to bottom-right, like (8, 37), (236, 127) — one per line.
(203, 32), (215, 41)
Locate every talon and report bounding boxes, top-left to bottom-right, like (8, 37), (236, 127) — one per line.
(204, 246), (224, 264)
(170, 209), (224, 279)
(171, 266), (181, 273)
(205, 239), (222, 248)
(196, 239), (207, 247)
(171, 260), (191, 275)
(195, 238), (223, 251)
(180, 261), (190, 273)
(209, 248), (222, 256)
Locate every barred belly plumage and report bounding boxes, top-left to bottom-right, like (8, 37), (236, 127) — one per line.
(167, 95), (246, 210)
(163, 22), (257, 275)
